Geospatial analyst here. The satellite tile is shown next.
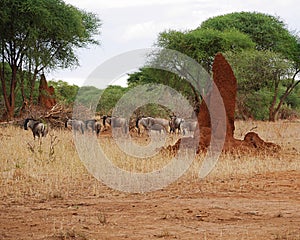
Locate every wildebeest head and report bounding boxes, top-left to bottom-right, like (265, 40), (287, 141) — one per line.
(24, 118), (47, 139)
(169, 116), (184, 133)
(65, 119), (85, 134)
(102, 115), (112, 126)
(24, 118), (30, 130)
(24, 118), (38, 130)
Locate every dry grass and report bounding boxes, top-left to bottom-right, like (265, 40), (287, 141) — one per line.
(0, 120), (299, 201)
(203, 120), (300, 180)
(0, 120), (299, 240)
(0, 126), (89, 202)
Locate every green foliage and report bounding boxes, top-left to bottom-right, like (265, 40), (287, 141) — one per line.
(0, 0), (101, 69)
(129, 14), (257, 115)
(0, 0), (101, 118)
(127, 68), (199, 113)
(150, 11), (300, 120)
(157, 28), (255, 71)
(238, 89), (273, 120)
(225, 49), (299, 120)
(225, 50), (292, 91)
(0, 63), (40, 113)
(127, 69), (157, 86)
(97, 85), (129, 114)
(75, 85), (102, 110)
(285, 84), (300, 108)
(48, 80), (79, 104)
(134, 104), (171, 118)
(200, 12), (298, 56)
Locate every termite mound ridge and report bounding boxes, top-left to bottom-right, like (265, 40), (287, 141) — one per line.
(169, 53), (280, 154)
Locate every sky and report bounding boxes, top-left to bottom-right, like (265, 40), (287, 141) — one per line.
(47, 0), (300, 87)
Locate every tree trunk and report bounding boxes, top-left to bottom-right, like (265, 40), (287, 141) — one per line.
(188, 82), (201, 116)
(268, 70), (300, 121)
(269, 110), (276, 122)
(7, 65), (18, 119)
(29, 70), (38, 105)
(19, 70), (28, 117)
(269, 78), (279, 122)
(1, 64), (17, 120)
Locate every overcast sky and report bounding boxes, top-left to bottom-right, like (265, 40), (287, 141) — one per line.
(47, 0), (300, 87)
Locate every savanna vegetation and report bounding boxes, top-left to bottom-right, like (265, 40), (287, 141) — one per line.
(0, 0), (101, 119)
(0, 3), (300, 239)
(1, 120), (299, 239)
(1, 8), (299, 121)
(128, 12), (300, 121)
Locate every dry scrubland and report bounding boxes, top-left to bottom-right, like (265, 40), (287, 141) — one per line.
(0, 120), (300, 239)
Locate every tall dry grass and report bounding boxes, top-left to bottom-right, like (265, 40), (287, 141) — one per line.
(202, 120), (300, 180)
(0, 125), (91, 202)
(0, 120), (299, 201)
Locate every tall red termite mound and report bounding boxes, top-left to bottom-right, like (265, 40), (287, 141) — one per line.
(38, 74), (56, 109)
(212, 53), (236, 139)
(198, 53), (279, 152)
(170, 53), (280, 153)
(197, 53), (238, 150)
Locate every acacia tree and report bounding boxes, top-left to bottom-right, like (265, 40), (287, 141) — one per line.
(225, 50), (297, 120)
(157, 28), (255, 72)
(129, 27), (255, 114)
(201, 12), (300, 121)
(0, 0), (101, 119)
(48, 80), (79, 105)
(151, 12), (300, 120)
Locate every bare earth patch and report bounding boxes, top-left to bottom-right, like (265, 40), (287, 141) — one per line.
(0, 120), (299, 239)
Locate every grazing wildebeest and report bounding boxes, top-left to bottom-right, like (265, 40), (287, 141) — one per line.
(85, 119), (101, 136)
(169, 116), (185, 134)
(136, 117), (150, 134)
(103, 115), (128, 134)
(136, 117), (169, 135)
(65, 119), (85, 134)
(149, 123), (166, 134)
(148, 117), (169, 132)
(102, 115), (111, 130)
(85, 119), (96, 131)
(180, 120), (198, 136)
(112, 117), (128, 134)
(24, 118), (47, 140)
(95, 121), (101, 136)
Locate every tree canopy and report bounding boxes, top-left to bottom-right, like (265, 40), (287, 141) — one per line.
(48, 80), (79, 105)
(0, 0), (101, 119)
(200, 12), (300, 120)
(157, 28), (255, 72)
(129, 11), (300, 120)
(200, 12), (300, 66)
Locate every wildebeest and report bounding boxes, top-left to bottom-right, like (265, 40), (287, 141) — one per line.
(148, 117), (169, 132)
(65, 119), (85, 134)
(169, 116), (185, 134)
(149, 123), (166, 134)
(103, 115), (128, 134)
(136, 117), (150, 134)
(24, 118), (47, 140)
(136, 117), (169, 135)
(85, 119), (101, 136)
(180, 120), (198, 136)
(95, 121), (101, 136)
(102, 115), (112, 129)
(85, 119), (96, 131)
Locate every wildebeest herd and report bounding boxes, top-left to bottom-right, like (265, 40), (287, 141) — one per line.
(23, 115), (198, 140)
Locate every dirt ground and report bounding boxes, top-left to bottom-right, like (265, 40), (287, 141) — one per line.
(1, 123), (300, 240)
(1, 169), (300, 239)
